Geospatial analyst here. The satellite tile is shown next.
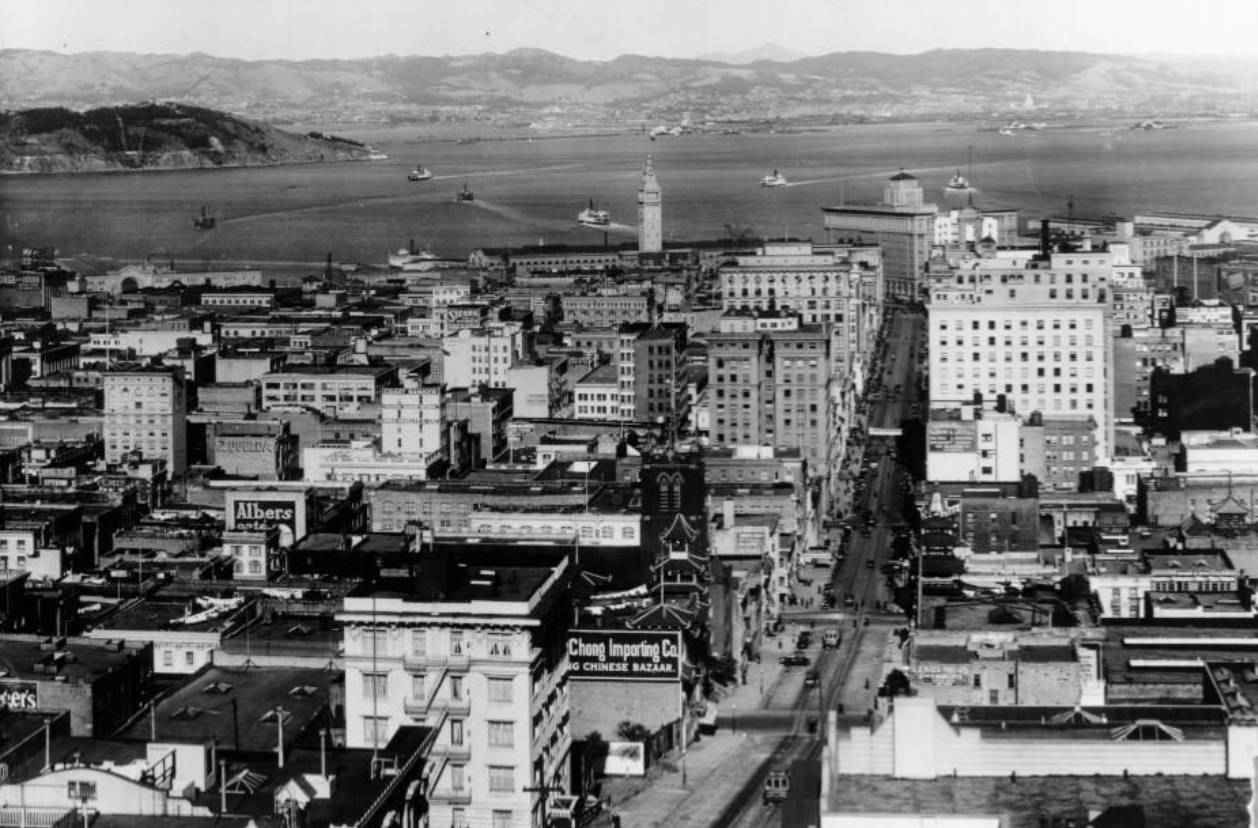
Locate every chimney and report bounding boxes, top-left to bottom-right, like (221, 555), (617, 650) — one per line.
(723, 498), (735, 528)
(1040, 219), (1051, 257)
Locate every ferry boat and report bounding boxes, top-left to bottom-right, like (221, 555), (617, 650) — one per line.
(388, 239), (440, 270)
(455, 182), (474, 203)
(577, 199), (611, 226)
(193, 205), (216, 229)
(760, 170), (788, 188)
(944, 170), (971, 191)
(407, 164), (434, 181)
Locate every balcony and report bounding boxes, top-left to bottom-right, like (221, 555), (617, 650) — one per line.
(431, 740), (472, 761)
(427, 788), (473, 806)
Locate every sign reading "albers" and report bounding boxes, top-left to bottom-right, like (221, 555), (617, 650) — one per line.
(230, 499), (297, 530)
(567, 629), (683, 682)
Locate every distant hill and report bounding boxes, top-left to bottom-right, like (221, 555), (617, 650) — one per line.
(0, 101), (372, 174)
(697, 43), (808, 64)
(2, 47), (1257, 125)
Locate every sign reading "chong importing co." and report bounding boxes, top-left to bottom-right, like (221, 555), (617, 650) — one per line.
(567, 629), (683, 682)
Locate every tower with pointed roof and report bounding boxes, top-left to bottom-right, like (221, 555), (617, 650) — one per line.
(638, 155), (662, 254)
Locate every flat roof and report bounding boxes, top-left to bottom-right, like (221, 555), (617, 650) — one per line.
(116, 665), (332, 752)
(0, 635), (145, 681)
(95, 598), (250, 633)
(827, 775), (1249, 827)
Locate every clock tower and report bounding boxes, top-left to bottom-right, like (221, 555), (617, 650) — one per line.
(637, 155), (662, 254)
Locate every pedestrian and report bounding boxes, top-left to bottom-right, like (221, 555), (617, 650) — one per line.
(612, 814), (621, 828)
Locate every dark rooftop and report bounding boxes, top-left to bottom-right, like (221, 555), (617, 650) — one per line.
(116, 665), (333, 752)
(827, 775), (1250, 827)
(0, 635), (147, 682)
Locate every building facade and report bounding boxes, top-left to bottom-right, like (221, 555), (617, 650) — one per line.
(927, 250), (1116, 463)
(103, 366), (187, 476)
(338, 560), (573, 828)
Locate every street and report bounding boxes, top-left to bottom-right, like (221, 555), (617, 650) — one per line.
(720, 304), (927, 828)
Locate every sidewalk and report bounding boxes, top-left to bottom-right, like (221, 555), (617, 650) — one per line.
(601, 644), (794, 827)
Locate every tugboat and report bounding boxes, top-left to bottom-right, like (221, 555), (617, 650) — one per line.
(455, 182), (474, 203)
(407, 164), (434, 181)
(193, 205), (216, 229)
(760, 169), (788, 187)
(577, 199), (611, 226)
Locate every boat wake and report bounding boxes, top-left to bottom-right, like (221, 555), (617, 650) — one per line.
(221, 163), (589, 225)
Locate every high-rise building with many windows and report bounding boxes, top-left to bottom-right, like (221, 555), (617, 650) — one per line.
(927, 249), (1116, 464)
(338, 557), (573, 828)
(103, 365), (187, 475)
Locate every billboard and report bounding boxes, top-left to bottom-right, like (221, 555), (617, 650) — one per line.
(225, 492), (306, 546)
(603, 741), (647, 776)
(567, 629), (683, 682)
(0, 682), (37, 711)
(927, 421), (976, 454)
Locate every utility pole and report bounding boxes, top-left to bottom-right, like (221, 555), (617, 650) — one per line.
(522, 778), (562, 828)
(274, 705), (288, 768)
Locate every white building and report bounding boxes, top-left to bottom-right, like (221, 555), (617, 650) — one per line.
(381, 385), (446, 456)
(573, 365), (620, 421)
(302, 440), (432, 484)
(89, 328), (214, 357)
(925, 404), (1021, 484)
(927, 250), (1116, 463)
(103, 366), (187, 476)
(1182, 430), (1258, 475)
(259, 365), (396, 417)
(337, 558), (572, 828)
(0, 527), (66, 580)
(442, 323), (525, 390)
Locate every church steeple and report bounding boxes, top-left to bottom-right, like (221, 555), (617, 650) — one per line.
(638, 154), (662, 254)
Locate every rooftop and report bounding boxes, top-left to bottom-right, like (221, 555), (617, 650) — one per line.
(0, 635), (146, 682)
(116, 665), (333, 752)
(94, 597), (251, 633)
(827, 775), (1249, 827)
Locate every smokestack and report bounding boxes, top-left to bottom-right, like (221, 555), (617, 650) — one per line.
(1040, 219), (1051, 258)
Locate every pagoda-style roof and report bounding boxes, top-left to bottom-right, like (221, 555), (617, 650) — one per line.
(628, 600), (699, 631)
(660, 512), (700, 544)
(1214, 495), (1249, 516)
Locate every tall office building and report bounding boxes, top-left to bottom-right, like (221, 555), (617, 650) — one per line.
(381, 384), (446, 456)
(927, 249), (1116, 463)
(338, 557), (573, 828)
(821, 171), (937, 300)
(103, 365), (187, 475)
(638, 155), (662, 254)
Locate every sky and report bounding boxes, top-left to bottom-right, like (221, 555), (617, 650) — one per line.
(4, 0), (1258, 62)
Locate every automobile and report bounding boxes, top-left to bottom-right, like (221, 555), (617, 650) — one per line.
(804, 670), (820, 688)
(779, 653), (810, 667)
(806, 716), (819, 734)
(823, 628), (841, 649)
(843, 594), (856, 607)
(866, 558), (876, 568)
(861, 526), (872, 537)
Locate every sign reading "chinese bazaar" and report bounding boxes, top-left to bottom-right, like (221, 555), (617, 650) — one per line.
(567, 629), (683, 682)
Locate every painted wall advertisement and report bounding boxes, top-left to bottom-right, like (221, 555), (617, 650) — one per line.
(0, 681), (38, 711)
(927, 421), (976, 453)
(226, 495), (302, 546)
(567, 629), (683, 682)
